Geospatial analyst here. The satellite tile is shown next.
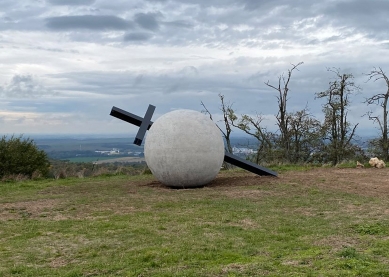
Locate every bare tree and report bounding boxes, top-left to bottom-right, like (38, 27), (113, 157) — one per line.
(201, 93), (234, 154)
(228, 111), (274, 164)
(315, 68), (360, 165)
(264, 62), (303, 160)
(364, 67), (389, 161)
(287, 108), (322, 163)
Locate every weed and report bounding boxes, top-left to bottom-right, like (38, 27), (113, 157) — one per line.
(352, 222), (389, 235)
(338, 247), (359, 258)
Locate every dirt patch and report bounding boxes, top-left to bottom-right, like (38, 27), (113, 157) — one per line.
(143, 167), (389, 197)
(208, 174), (268, 188)
(274, 167), (389, 197)
(0, 199), (61, 220)
(144, 174), (271, 189)
(49, 257), (68, 268)
(312, 234), (362, 252)
(224, 167), (389, 198)
(2, 167), (388, 220)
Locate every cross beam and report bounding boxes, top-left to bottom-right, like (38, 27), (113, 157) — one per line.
(110, 105), (277, 177)
(111, 105), (155, 146)
(110, 106), (153, 130)
(224, 152), (277, 176)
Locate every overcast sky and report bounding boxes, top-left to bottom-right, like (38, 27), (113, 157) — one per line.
(1, 0), (389, 138)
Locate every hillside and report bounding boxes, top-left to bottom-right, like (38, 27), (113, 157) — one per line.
(1, 168), (388, 276)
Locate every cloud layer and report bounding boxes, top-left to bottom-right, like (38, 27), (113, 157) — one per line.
(1, 0), (389, 136)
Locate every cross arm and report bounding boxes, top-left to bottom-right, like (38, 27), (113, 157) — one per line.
(110, 106), (153, 129)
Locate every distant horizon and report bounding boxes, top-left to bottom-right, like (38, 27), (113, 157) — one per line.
(1, 129), (381, 141)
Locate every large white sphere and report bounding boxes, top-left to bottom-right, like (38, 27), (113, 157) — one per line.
(144, 109), (224, 188)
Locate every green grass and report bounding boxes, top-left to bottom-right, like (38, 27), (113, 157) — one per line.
(1, 172), (389, 276)
(267, 163), (321, 173)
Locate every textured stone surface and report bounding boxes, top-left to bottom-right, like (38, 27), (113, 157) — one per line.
(144, 109), (224, 188)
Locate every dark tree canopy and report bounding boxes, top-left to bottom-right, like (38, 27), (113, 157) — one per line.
(0, 135), (50, 179)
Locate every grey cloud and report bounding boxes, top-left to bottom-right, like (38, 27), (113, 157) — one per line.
(0, 0), (19, 10)
(247, 71), (269, 83)
(326, 0), (389, 21)
(124, 32), (152, 41)
(47, 66), (270, 100)
(67, 31), (122, 43)
(0, 0), (355, 47)
(0, 1), (47, 31)
(322, 35), (343, 43)
(2, 16), (14, 23)
(164, 0), (238, 8)
(133, 75), (144, 86)
(323, 0), (389, 37)
(243, 0), (280, 10)
(33, 46), (80, 53)
(382, 42), (389, 49)
(45, 15), (131, 31)
(45, 57), (380, 125)
(48, 0), (95, 5)
(0, 75), (57, 98)
(4, 98), (87, 114)
(179, 66), (199, 77)
(134, 12), (161, 31)
(162, 20), (193, 28)
(165, 66), (199, 93)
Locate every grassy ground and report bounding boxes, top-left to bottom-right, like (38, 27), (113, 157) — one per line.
(1, 168), (389, 276)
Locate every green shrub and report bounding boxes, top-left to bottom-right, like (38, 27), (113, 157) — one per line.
(0, 135), (50, 179)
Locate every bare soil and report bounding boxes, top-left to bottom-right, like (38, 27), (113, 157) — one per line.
(273, 167), (389, 197)
(148, 167), (389, 198)
(1, 167), (388, 221)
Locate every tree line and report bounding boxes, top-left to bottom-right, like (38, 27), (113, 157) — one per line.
(2, 64), (388, 180)
(202, 64), (389, 166)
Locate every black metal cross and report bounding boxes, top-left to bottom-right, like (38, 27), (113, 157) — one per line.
(111, 105), (155, 146)
(110, 105), (277, 177)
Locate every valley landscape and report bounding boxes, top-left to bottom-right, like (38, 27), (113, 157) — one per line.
(33, 136), (260, 164)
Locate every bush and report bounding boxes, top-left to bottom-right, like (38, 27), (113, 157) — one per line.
(0, 135), (50, 179)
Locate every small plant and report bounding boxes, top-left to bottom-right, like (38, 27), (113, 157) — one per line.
(0, 135), (50, 179)
(352, 222), (389, 235)
(338, 247), (359, 258)
(141, 166), (153, 175)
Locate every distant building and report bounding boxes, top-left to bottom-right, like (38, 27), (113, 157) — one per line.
(128, 151), (143, 156)
(232, 146), (255, 155)
(95, 148), (120, 155)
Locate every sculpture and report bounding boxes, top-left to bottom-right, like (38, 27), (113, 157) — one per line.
(145, 109), (224, 187)
(110, 104), (277, 188)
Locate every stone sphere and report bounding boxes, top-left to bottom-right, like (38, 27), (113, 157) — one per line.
(144, 109), (224, 188)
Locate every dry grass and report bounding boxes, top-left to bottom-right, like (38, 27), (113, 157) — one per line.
(1, 168), (389, 276)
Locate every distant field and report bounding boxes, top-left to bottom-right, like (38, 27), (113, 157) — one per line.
(93, 156), (145, 164)
(36, 137), (141, 152)
(1, 168), (388, 276)
(64, 156), (145, 163)
(64, 156), (117, 163)
(35, 137), (146, 161)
